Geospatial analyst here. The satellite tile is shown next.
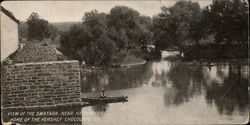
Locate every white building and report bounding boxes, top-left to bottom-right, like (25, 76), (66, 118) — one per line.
(1, 6), (19, 61)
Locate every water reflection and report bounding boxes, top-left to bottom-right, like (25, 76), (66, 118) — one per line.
(205, 64), (248, 115)
(81, 57), (248, 124)
(166, 63), (205, 106)
(91, 104), (109, 117)
(81, 64), (147, 93)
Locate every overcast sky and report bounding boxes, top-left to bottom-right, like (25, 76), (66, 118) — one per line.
(2, 0), (212, 23)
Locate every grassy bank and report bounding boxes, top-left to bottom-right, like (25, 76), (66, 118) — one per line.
(111, 49), (146, 67)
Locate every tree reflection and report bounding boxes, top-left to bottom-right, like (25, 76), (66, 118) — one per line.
(164, 61), (248, 115)
(205, 64), (248, 115)
(165, 64), (205, 106)
(81, 64), (148, 92)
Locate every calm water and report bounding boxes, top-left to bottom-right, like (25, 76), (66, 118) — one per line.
(2, 52), (248, 124)
(81, 53), (249, 124)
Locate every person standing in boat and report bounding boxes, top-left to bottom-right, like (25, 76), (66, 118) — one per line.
(100, 89), (106, 98)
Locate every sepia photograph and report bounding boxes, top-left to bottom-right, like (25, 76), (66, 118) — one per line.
(1, 0), (249, 124)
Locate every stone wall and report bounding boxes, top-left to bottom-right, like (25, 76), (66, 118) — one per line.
(11, 43), (57, 63)
(1, 60), (81, 108)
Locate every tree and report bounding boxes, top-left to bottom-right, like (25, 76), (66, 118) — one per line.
(48, 24), (59, 41)
(203, 0), (248, 44)
(187, 4), (207, 46)
(59, 6), (153, 66)
(153, 1), (203, 49)
(107, 28), (128, 51)
(135, 16), (153, 48)
(59, 24), (93, 62)
(27, 12), (52, 40)
(108, 6), (140, 30)
(84, 35), (116, 66)
(60, 10), (115, 66)
(83, 10), (107, 40)
(108, 6), (152, 50)
(18, 21), (28, 41)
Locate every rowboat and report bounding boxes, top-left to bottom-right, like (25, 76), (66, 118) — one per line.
(82, 96), (128, 104)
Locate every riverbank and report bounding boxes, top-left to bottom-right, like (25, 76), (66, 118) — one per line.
(118, 53), (146, 67)
(81, 54), (146, 73)
(81, 60), (146, 74)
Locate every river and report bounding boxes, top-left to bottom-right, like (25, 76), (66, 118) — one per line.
(81, 51), (249, 124)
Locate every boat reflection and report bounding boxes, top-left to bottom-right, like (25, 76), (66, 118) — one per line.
(91, 103), (109, 117)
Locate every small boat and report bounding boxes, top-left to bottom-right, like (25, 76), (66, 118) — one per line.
(82, 96), (128, 104)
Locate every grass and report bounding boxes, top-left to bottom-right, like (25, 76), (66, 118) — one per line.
(111, 49), (145, 66)
(120, 54), (145, 65)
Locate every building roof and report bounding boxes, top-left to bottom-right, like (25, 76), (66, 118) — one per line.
(1, 6), (20, 24)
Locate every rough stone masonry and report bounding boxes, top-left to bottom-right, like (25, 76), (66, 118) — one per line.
(1, 60), (81, 108)
(11, 43), (57, 63)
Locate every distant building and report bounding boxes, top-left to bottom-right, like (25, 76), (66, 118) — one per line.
(1, 6), (20, 61)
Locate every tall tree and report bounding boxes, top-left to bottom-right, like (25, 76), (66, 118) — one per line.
(60, 10), (116, 66)
(108, 6), (140, 30)
(153, 1), (203, 49)
(27, 12), (51, 40)
(60, 24), (93, 62)
(203, 0), (248, 44)
(83, 10), (107, 40)
(108, 6), (152, 50)
(48, 24), (59, 41)
(84, 35), (116, 66)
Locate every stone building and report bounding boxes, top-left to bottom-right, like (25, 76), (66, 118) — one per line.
(1, 6), (81, 109)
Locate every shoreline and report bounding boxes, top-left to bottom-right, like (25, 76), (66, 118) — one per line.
(120, 60), (146, 67)
(80, 60), (147, 73)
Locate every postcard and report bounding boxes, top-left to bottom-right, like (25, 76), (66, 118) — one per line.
(1, 0), (249, 124)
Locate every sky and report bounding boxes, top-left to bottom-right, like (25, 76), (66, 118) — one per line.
(2, 0), (212, 23)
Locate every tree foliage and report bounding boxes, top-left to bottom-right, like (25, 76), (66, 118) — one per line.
(108, 6), (153, 50)
(202, 0), (248, 44)
(27, 12), (58, 41)
(84, 35), (116, 66)
(59, 1), (248, 63)
(60, 6), (152, 66)
(60, 24), (92, 61)
(60, 10), (116, 66)
(153, 0), (248, 50)
(152, 0), (204, 50)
